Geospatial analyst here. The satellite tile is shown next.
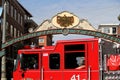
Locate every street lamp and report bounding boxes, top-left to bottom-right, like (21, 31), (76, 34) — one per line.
(28, 27), (34, 33)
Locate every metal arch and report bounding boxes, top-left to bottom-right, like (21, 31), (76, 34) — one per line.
(1, 29), (120, 49)
(0, 29), (120, 56)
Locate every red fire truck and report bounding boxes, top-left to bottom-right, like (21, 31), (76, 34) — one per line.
(13, 38), (120, 80)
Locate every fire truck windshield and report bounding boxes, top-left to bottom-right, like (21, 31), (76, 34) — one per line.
(20, 54), (39, 70)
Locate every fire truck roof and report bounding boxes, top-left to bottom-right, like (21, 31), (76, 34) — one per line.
(56, 38), (98, 43)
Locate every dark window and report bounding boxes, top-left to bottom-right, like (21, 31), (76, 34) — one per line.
(65, 52), (85, 69)
(21, 54), (38, 69)
(112, 27), (116, 33)
(65, 44), (85, 51)
(49, 54), (60, 69)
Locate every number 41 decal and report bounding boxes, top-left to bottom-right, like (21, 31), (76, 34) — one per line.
(71, 74), (80, 80)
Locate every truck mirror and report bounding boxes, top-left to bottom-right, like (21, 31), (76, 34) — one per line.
(13, 59), (17, 71)
(13, 54), (20, 71)
(20, 54), (22, 60)
(14, 59), (16, 66)
(20, 53), (26, 71)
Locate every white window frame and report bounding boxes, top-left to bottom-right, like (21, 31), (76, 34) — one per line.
(103, 27), (110, 33)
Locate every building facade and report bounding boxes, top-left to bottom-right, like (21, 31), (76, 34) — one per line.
(98, 24), (120, 36)
(98, 24), (120, 54)
(1, 0), (38, 78)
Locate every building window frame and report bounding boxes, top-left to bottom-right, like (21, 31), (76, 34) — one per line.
(21, 16), (23, 25)
(14, 9), (17, 20)
(11, 5), (13, 17)
(14, 27), (16, 38)
(6, 1), (9, 14)
(10, 25), (13, 37)
(18, 13), (20, 23)
(103, 27), (110, 33)
(112, 27), (116, 34)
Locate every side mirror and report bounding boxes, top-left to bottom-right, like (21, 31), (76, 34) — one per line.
(20, 54), (27, 71)
(14, 59), (16, 66)
(13, 55), (20, 71)
(13, 59), (17, 71)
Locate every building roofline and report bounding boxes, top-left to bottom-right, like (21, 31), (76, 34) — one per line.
(0, 0), (32, 17)
(16, 0), (32, 17)
(99, 23), (119, 26)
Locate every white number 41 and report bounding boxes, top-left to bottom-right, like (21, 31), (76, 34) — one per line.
(71, 74), (80, 80)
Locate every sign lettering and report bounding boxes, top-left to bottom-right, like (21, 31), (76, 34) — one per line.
(71, 74), (80, 80)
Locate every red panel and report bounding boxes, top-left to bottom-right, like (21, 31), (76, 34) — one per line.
(107, 55), (120, 71)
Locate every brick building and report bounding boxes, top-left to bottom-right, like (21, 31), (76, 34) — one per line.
(0, 0), (38, 78)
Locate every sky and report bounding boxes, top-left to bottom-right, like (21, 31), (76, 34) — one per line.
(19, 0), (120, 41)
(0, 8), (2, 16)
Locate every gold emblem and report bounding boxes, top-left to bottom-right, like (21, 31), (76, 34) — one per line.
(52, 11), (80, 29)
(57, 15), (74, 27)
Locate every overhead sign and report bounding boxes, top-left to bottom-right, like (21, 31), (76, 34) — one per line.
(52, 11), (80, 28)
(1, 29), (120, 49)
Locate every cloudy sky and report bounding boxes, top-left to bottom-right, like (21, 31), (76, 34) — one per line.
(19, 0), (120, 41)
(19, 0), (120, 27)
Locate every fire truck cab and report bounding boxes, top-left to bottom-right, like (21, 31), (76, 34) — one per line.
(13, 38), (100, 80)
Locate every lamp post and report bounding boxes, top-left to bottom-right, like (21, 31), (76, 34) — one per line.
(1, 1), (7, 80)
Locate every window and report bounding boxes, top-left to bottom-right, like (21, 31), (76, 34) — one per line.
(10, 25), (13, 36)
(18, 13), (20, 23)
(18, 31), (20, 37)
(112, 27), (116, 34)
(6, 22), (9, 32)
(49, 54), (60, 69)
(39, 38), (44, 43)
(21, 16), (23, 25)
(14, 27), (16, 38)
(14, 9), (17, 20)
(11, 5), (13, 17)
(104, 27), (110, 33)
(6, 1), (9, 14)
(21, 54), (39, 69)
(24, 15), (26, 20)
(65, 52), (85, 69)
(64, 44), (86, 69)
(65, 44), (85, 51)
